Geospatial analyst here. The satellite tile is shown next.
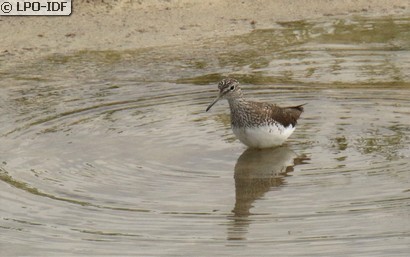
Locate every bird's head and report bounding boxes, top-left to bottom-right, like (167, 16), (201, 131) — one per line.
(206, 78), (243, 112)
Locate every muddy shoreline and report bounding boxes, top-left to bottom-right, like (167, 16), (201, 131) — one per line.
(0, 0), (409, 63)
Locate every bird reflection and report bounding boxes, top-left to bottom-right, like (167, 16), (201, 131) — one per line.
(227, 146), (308, 241)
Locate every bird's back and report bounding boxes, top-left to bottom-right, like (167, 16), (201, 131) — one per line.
(231, 100), (304, 128)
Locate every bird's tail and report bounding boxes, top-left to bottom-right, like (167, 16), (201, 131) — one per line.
(289, 103), (307, 112)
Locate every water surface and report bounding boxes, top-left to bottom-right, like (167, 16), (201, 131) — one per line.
(1, 15), (410, 256)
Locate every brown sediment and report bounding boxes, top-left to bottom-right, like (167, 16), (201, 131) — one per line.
(0, 0), (409, 63)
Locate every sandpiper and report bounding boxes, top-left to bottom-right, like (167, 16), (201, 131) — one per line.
(206, 78), (304, 148)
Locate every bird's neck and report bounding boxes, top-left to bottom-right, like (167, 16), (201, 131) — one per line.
(228, 97), (246, 111)
(228, 97), (249, 127)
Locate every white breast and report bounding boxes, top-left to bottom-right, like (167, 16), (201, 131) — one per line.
(232, 123), (295, 148)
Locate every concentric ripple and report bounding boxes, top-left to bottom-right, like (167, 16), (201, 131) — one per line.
(1, 15), (410, 256)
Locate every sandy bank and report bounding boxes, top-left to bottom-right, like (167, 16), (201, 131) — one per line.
(0, 0), (409, 62)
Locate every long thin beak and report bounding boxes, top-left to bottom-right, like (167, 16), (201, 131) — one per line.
(206, 95), (221, 112)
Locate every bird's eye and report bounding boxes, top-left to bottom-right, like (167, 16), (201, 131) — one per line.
(230, 86), (235, 90)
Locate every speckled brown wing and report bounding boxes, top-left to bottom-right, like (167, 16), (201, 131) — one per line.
(248, 102), (305, 127)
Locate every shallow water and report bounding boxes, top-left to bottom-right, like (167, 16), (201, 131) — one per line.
(1, 15), (410, 256)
